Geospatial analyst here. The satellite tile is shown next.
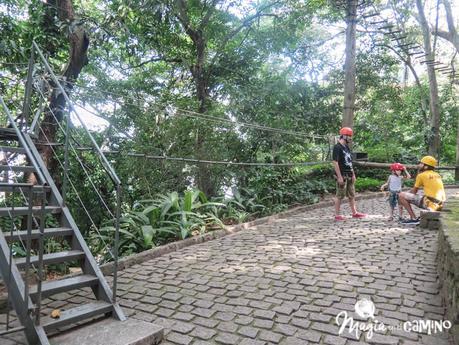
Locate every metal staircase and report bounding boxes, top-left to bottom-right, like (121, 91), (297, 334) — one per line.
(0, 44), (126, 345)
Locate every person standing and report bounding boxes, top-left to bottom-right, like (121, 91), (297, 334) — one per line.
(333, 127), (366, 221)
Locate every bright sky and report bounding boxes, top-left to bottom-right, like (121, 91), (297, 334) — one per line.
(74, 105), (109, 131)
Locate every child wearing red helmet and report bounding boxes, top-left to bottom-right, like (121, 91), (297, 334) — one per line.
(380, 163), (411, 221)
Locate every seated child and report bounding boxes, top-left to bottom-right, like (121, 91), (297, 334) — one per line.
(380, 163), (411, 221)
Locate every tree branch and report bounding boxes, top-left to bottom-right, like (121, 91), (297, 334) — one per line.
(124, 56), (183, 70)
(210, 0), (281, 67)
(200, 0), (220, 30)
(431, 29), (452, 42)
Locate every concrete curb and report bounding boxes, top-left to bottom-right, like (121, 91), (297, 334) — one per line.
(99, 191), (388, 275)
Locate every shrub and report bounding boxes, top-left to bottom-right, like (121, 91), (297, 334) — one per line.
(90, 189), (225, 262)
(355, 177), (383, 192)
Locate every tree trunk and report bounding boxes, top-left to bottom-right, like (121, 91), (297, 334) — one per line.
(175, 0), (215, 196)
(193, 48), (215, 196)
(342, 0), (357, 128)
(38, 0), (89, 177)
(437, 0), (459, 181)
(416, 0), (441, 158)
(432, 0), (459, 52)
(456, 106), (459, 180)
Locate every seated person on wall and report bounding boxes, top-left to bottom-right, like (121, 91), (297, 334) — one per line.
(398, 155), (446, 225)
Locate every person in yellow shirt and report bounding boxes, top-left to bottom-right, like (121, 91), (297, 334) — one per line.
(398, 155), (446, 225)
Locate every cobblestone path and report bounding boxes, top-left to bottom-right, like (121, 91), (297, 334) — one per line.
(1, 192), (456, 344)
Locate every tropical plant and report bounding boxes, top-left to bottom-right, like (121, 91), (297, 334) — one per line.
(89, 189), (225, 261)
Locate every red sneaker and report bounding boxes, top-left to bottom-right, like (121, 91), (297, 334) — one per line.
(335, 215), (346, 221)
(352, 212), (366, 219)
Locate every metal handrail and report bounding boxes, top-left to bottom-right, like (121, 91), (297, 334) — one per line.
(32, 41), (121, 302)
(32, 42), (121, 186)
(0, 97), (47, 185)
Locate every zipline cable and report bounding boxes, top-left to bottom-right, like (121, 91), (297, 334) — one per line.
(55, 78), (335, 140)
(75, 148), (332, 167)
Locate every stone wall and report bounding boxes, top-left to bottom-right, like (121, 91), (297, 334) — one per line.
(437, 197), (459, 344)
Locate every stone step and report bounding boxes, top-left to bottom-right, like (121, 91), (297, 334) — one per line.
(49, 318), (163, 345)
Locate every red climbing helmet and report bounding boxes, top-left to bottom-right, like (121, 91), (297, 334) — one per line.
(339, 127), (353, 136)
(390, 163), (405, 171)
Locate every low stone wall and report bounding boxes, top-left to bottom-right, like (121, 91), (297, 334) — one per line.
(437, 197), (459, 344)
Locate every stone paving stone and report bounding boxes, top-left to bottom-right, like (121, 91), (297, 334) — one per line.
(258, 329), (283, 343)
(253, 318), (275, 329)
(167, 331), (193, 345)
(237, 325), (259, 338)
(215, 332), (240, 345)
(193, 299), (214, 309)
(189, 326), (217, 340)
(234, 315), (254, 325)
(216, 321), (238, 333)
(194, 316), (219, 328)
(290, 317), (311, 329)
(171, 321), (195, 334)
(239, 339), (266, 345)
(253, 309), (276, 320)
(366, 333), (400, 344)
(214, 311), (236, 321)
(296, 329), (322, 342)
(273, 323), (298, 336)
(324, 334), (347, 345)
(172, 311), (194, 321)
(311, 321), (340, 335)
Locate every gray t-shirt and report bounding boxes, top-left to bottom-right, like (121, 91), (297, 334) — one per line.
(388, 175), (403, 192)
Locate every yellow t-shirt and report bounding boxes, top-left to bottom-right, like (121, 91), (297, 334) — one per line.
(414, 170), (446, 202)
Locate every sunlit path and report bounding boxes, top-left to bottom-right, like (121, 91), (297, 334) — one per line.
(2, 191), (456, 345)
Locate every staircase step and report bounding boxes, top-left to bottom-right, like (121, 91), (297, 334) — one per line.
(0, 127), (20, 141)
(49, 318), (164, 345)
(29, 274), (99, 300)
(0, 205), (61, 216)
(4, 227), (73, 241)
(15, 250), (85, 269)
(0, 183), (51, 193)
(0, 165), (36, 173)
(0, 146), (27, 154)
(42, 301), (113, 332)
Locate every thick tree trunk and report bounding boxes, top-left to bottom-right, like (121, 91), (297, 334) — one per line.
(175, 0), (215, 196)
(416, 0), (441, 158)
(38, 0), (89, 176)
(342, 0), (357, 128)
(193, 46), (215, 196)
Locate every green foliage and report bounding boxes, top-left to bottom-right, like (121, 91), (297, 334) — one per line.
(354, 177), (383, 192)
(2, 0), (459, 264)
(89, 189), (225, 261)
(212, 188), (266, 223)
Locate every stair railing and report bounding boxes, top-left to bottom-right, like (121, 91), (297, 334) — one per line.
(0, 95), (49, 341)
(32, 42), (122, 303)
(0, 182), (45, 341)
(0, 97), (47, 185)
